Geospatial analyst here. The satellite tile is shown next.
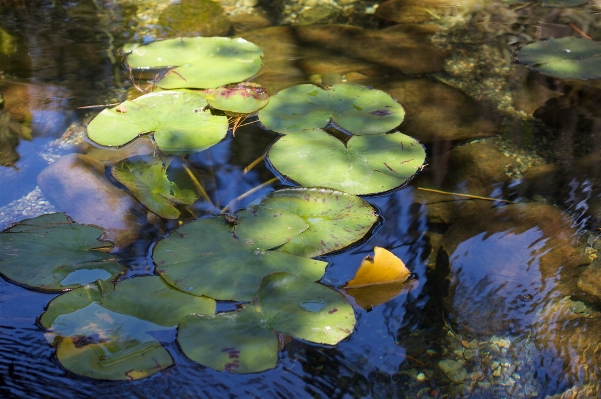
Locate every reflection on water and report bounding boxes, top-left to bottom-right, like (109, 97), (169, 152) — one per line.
(1, 0), (601, 397)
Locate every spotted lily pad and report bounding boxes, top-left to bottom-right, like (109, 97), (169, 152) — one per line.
(267, 129), (426, 196)
(202, 82), (270, 114)
(253, 187), (378, 257)
(177, 272), (355, 373)
(0, 213), (125, 291)
(87, 90), (228, 153)
(40, 277), (215, 380)
(517, 37), (601, 80)
(257, 84), (405, 135)
(112, 155), (197, 219)
(153, 208), (328, 301)
(123, 37), (264, 89)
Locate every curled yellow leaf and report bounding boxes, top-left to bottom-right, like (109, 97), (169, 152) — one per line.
(345, 246), (411, 288)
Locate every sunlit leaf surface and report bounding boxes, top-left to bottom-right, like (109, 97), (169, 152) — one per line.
(0, 213), (125, 291)
(254, 187), (378, 257)
(123, 37), (264, 89)
(178, 273), (355, 373)
(112, 156), (197, 219)
(40, 277), (215, 380)
(517, 37), (601, 80)
(202, 82), (270, 114)
(87, 90), (228, 152)
(153, 209), (327, 301)
(258, 83), (405, 135)
(267, 129), (426, 195)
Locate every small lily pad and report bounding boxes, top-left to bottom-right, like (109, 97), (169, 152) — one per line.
(253, 187), (378, 257)
(123, 37), (264, 89)
(177, 273), (355, 373)
(267, 129), (426, 196)
(0, 213), (125, 292)
(258, 84), (405, 135)
(202, 82), (270, 114)
(112, 155), (197, 219)
(40, 277), (215, 380)
(153, 209), (327, 301)
(87, 90), (228, 153)
(517, 37), (601, 80)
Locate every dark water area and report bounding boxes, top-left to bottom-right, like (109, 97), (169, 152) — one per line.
(2, 0), (601, 398)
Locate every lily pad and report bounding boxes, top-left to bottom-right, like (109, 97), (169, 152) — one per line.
(112, 155), (197, 219)
(267, 129), (426, 196)
(253, 187), (378, 257)
(123, 37), (264, 89)
(257, 84), (405, 135)
(153, 209), (328, 301)
(87, 90), (228, 153)
(177, 272), (355, 373)
(40, 277), (215, 380)
(202, 82), (270, 114)
(0, 213), (125, 292)
(517, 37), (601, 80)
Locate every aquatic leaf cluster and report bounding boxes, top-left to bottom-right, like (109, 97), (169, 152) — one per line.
(0, 36), (426, 379)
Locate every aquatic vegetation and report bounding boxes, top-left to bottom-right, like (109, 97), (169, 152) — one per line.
(517, 37), (601, 80)
(266, 128), (426, 195)
(0, 213), (125, 291)
(202, 82), (270, 114)
(257, 83), (405, 135)
(112, 155), (197, 219)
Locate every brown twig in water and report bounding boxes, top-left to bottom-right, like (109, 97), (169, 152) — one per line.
(220, 177), (279, 213)
(417, 187), (516, 204)
(569, 22), (592, 39)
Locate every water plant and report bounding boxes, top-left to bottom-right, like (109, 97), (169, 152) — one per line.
(0, 35), (426, 380)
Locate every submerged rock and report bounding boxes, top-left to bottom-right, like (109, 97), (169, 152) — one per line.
(435, 203), (589, 337)
(158, 0), (232, 38)
(37, 154), (143, 249)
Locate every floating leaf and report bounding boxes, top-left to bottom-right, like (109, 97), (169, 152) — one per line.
(178, 273), (355, 373)
(202, 82), (270, 114)
(123, 37), (264, 89)
(258, 84), (405, 135)
(253, 187), (378, 257)
(0, 213), (125, 291)
(112, 156), (197, 219)
(267, 129), (426, 196)
(87, 90), (228, 153)
(517, 37), (601, 80)
(153, 209), (327, 301)
(345, 247), (411, 288)
(40, 277), (215, 380)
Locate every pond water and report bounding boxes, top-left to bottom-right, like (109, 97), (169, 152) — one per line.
(2, 0), (601, 398)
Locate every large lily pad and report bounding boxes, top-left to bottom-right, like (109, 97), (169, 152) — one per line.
(112, 156), (197, 219)
(87, 90), (228, 153)
(41, 277), (215, 380)
(153, 209), (328, 301)
(257, 84), (405, 135)
(123, 37), (264, 89)
(253, 187), (378, 257)
(517, 37), (601, 80)
(0, 213), (125, 292)
(267, 129), (426, 196)
(177, 273), (355, 373)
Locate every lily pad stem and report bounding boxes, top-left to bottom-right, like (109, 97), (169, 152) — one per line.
(243, 154), (265, 174)
(417, 187), (516, 204)
(181, 162), (215, 210)
(220, 177), (279, 213)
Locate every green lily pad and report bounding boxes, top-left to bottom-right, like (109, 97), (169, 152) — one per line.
(257, 84), (405, 135)
(177, 272), (355, 373)
(253, 187), (378, 258)
(153, 209), (328, 301)
(202, 82), (270, 114)
(267, 129), (426, 196)
(123, 37), (264, 89)
(40, 277), (215, 380)
(517, 37), (601, 80)
(87, 90), (228, 153)
(112, 155), (197, 219)
(0, 213), (125, 292)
